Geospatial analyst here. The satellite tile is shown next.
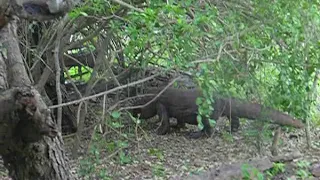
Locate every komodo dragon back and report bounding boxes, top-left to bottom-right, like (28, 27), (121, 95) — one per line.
(143, 87), (201, 116)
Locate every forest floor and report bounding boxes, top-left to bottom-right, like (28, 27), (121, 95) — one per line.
(0, 117), (319, 180)
(72, 117), (320, 180)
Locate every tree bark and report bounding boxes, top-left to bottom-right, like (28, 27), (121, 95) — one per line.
(0, 20), (74, 180)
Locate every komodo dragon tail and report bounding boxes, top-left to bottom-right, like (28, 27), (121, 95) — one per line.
(228, 98), (304, 128)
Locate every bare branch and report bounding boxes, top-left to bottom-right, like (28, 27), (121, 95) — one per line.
(108, 94), (155, 112)
(53, 15), (68, 132)
(118, 76), (181, 111)
(110, 0), (143, 13)
(49, 73), (162, 109)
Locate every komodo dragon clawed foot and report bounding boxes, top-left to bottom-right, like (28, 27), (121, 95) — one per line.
(155, 124), (170, 135)
(187, 130), (212, 139)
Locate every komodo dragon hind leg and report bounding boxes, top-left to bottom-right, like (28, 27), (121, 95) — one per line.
(155, 103), (170, 135)
(230, 116), (240, 132)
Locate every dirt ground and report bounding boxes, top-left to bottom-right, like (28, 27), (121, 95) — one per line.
(72, 118), (320, 180)
(0, 117), (319, 180)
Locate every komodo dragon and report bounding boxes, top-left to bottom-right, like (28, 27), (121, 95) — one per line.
(130, 87), (304, 139)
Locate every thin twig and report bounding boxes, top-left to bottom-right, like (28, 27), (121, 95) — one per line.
(84, 108), (138, 143)
(63, 20), (109, 51)
(49, 73), (161, 109)
(191, 43), (225, 64)
(63, 53), (93, 72)
(107, 51), (121, 86)
(61, 61), (82, 100)
(54, 15), (69, 132)
(108, 94), (155, 112)
(100, 84), (107, 133)
(110, 0), (144, 12)
(118, 76), (181, 111)
(191, 58), (217, 64)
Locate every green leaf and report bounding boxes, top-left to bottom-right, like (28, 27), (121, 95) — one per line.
(209, 119), (216, 127)
(196, 97), (203, 105)
(111, 111), (121, 119)
(80, 11), (88, 16)
(197, 115), (204, 130)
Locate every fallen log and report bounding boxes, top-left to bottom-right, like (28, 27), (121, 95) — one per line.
(182, 152), (303, 180)
(184, 157), (273, 180)
(270, 152), (303, 162)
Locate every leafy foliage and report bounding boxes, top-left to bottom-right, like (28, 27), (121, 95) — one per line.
(296, 160), (313, 179)
(64, 66), (92, 83)
(241, 164), (264, 180)
(266, 162), (286, 178)
(70, 0), (320, 178)
(110, 0), (319, 128)
(68, 0), (320, 127)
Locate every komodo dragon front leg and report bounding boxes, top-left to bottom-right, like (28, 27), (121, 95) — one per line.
(154, 103), (171, 135)
(170, 117), (186, 130)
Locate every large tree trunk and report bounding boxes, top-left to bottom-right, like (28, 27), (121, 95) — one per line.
(0, 20), (74, 180)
